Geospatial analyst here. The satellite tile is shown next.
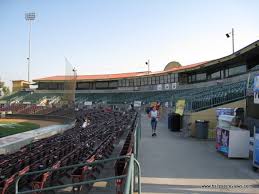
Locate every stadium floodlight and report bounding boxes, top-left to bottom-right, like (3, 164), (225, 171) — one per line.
(226, 28), (235, 54)
(25, 12), (36, 20)
(25, 12), (36, 83)
(72, 67), (77, 78)
(145, 59), (150, 75)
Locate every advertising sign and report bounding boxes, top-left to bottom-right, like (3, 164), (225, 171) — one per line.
(254, 130), (259, 165)
(134, 101), (142, 107)
(254, 92), (259, 104)
(216, 127), (222, 150)
(216, 128), (229, 155)
(157, 84), (162, 91)
(164, 84), (170, 90)
(254, 75), (259, 92)
(172, 83), (177, 89)
(175, 99), (185, 116)
(84, 101), (92, 106)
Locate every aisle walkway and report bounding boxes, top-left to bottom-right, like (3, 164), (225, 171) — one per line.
(138, 113), (259, 194)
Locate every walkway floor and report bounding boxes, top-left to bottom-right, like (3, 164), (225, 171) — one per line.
(139, 113), (259, 194)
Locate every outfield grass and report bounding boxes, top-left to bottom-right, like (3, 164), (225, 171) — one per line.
(0, 121), (40, 138)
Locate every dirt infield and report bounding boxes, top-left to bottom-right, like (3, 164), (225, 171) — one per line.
(0, 118), (60, 127)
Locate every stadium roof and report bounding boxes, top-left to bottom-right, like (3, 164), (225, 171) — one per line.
(33, 40), (259, 82)
(33, 61), (209, 82)
(34, 71), (147, 81)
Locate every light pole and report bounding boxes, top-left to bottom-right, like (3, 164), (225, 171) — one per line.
(72, 67), (77, 103)
(145, 59), (150, 75)
(25, 12), (36, 82)
(226, 28), (235, 54)
(72, 67), (77, 80)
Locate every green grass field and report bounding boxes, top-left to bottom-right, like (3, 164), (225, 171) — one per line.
(0, 121), (40, 138)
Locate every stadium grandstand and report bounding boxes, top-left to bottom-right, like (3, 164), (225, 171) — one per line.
(1, 40), (258, 111)
(1, 40), (259, 193)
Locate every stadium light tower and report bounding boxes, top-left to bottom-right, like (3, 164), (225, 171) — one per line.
(226, 28), (235, 54)
(145, 59), (150, 75)
(25, 12), (36, 82)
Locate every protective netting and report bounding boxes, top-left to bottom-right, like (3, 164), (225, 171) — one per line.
(63, 58), (76, 106)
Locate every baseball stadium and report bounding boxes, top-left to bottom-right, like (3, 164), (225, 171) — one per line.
(0, 39), (259, 194)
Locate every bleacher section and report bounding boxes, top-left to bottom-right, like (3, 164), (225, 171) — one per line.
(0, 92), (62, 104)
(75, 80), (247, 112)
(0, 78), (248, 113)
(185, 81), (247, 111)
(0, 91), (28, 102)
(0, 109), (137, 194)
(0, 104), (57, 115)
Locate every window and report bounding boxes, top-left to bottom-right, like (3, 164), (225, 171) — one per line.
(133, 79), (137, 87)
(122, 79), (126, 87)
(175, 74), (178, 82)
(160, 76), (164, 84)
(118, 80), (122, 87)
(221, 70), (224, 78)
(129, 79), (134, 87)
(136, 78), (141, 86)
(155, 76), (160, 84)
(151, 77), (156, 84)
(57, 83), (64, 90)
(143, 77), (148, 85)
(77, 82), (90, 89)
(96, 82), (109, 88)
(170, 74), (175, 83)
(196, 73), (206, 81)
(49, 83), (57, 89)
(164, 75), (168, 83)
(228, 65), (246, 76)
(109, 81), (118, 88)
(125, 79), (129, 87)
(148, 77), (151, 85)
(141, 78), (145, 86)
(211, 71), (220, 79)
(188, 76), (192, 83)
(192, 74), (196, 82)
(39, 82), (48, 90)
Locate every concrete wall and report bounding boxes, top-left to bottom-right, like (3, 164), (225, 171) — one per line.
(0, 123), (74, 154)
(189, 99), (246, 137)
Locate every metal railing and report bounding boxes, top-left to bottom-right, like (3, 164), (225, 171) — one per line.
(15, 113), (142, 194)
(15, 154), (141, 194)
(182, 81), (247, 112)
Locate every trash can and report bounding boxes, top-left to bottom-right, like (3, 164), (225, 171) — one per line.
(171, 113), (181, 132)
(168, 113), (173, 130)
(195, 120), (209, 139)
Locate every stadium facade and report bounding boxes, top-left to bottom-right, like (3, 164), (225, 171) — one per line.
(33, 40), (259, 92)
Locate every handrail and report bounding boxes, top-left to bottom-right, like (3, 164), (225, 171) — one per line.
(15, 154), (141, 194)
(124, 154), (134, 194)
(16, 175), (127, 194)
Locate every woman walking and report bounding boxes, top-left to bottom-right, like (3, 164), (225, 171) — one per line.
(149, 106), (159, 136)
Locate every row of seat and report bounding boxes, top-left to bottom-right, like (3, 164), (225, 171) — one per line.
(115, 113), (137, 194)
(185, 81), (247, 111)
(0, 103), (57, 115)
(0, 108), (137, 194)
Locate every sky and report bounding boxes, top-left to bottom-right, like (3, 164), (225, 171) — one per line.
(0, 0), (259, 87)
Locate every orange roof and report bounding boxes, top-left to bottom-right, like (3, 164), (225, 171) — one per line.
(34, 71), (148, 81)
(34, 61), (210, 82)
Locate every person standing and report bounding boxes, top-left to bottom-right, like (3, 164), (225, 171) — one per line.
(149, 106), (159, 136)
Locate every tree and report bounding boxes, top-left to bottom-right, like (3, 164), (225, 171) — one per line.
(0, 82), (10, 96)
(2, 86), (10, 95)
